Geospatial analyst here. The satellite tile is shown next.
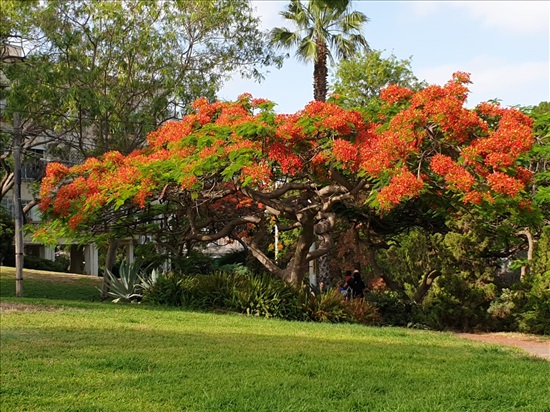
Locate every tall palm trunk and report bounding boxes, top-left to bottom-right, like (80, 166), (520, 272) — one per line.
(313, 39), (328, 102)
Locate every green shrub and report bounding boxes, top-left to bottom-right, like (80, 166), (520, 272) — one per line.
(0, 207), (14, 265)
(301, 289), (381, 325)
(345, 298), (381, 325)
(487, 288), (520, 331)
(143, 268), (382, 325)
(142, 272), (186, 306)
(516, 273), (550, 335)
(215, 250), (247, 267)
(303, 290), (352, 323)
(486, 272), (549, 336)
(217, 263), (252, 276)
(143, 270), (302, 319)
(227, 272), (303, 319)
(190, 271), (235, 309)
(21, 255), (69, 273)
(419, 270), (497, 331)
(171, 250), (216, 275)
(365, 290), (413, 326)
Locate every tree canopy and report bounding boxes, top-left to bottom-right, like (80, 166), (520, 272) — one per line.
(1, 0), (281, 202)
(36, 73), (537, 287)
(330, 50), (427, 109)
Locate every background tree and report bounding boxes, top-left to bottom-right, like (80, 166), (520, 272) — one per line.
(35, 74), (537, 291)
(524, 102), (550, 215)
(0, 0), (281, 203)
(0, 206), (15, 263)
(330, 50), (427, 109)
(271, 0), (369, 102)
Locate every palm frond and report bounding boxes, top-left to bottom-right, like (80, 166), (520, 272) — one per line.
(296, 37), (318, 63)
(282, 0), (310, 28)
(270, 27), (301, 49)
(329, 33), (367, 60)
(340, 11), (369, 32)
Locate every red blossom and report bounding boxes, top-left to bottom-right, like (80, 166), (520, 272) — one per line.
(430, 154), (475, 192)
(241, 162), (272, 186)
(515, 167), (534, 185)
(486, 172), (524, 197)
(462, 190), (483, 205)
(37, 78), (537, 232)
(180, 175), (198, 190)
(380, 84), (414, 104)
(332, 139), (358, 167)
(377, 168), (425, 210)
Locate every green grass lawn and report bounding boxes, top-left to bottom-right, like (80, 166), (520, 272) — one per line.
(0, 266), (101, 301)
(1, 267), (549, 412)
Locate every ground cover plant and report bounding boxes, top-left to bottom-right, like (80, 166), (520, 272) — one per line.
(1, 267), (549, 411)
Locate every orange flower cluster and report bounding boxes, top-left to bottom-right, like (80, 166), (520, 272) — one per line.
(430, 154), (475, 192)
(468, 106), (534, 171)
(268, 142), (303, 175)
(241, 162), (272, 186)
(370, 72), (533, 206)
(332, 138), (358, 167)
(486, 172), (525, 197)
(377, 168), (424, 210)
(379, 84), (414, 104)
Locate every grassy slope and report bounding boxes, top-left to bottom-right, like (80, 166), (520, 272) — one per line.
(0, 266), (101, 301)
(1, 267), (549, 412)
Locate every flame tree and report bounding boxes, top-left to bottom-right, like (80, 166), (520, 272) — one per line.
(36, 73), (536, 288)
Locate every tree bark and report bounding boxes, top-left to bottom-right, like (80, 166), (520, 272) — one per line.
(13, 112), (24, 297)
(283, 220), (316, 288)
(518, 228), (534, 280)
(313, 39), (328, 102)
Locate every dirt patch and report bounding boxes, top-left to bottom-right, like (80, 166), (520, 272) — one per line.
(457, 332), (550, 361)
(0, 301), (63, 313)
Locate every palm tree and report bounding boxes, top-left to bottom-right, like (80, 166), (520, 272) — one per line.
(271, 0), (369, 102)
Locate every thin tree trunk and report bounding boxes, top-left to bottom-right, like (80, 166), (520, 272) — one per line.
(412, 270), (441, 304)
(518, 228), (534, 279)
(364, 244), (409, 300)
(283, 220), (316, 288)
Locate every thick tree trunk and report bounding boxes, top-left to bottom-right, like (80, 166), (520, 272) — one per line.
(282, 218), (316, 288)
(313, 40), (328, 102)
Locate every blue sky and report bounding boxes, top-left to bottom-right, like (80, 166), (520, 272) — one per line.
(220, 1), (550, 114)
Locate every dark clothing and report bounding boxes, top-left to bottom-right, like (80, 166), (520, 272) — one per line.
(351, 273), (365, 298)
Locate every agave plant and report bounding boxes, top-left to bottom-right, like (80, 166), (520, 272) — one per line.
(138, 268), (162, 293)
(100, 260), (143, 303)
